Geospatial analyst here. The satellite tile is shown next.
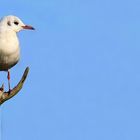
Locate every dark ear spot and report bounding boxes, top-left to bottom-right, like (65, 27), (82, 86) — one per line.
(7, 21), (11, 26)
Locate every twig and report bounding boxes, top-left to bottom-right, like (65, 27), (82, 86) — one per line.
(0, 67), (29, 105)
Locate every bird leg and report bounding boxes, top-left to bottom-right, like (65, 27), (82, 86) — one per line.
(7, 70), (11, 93)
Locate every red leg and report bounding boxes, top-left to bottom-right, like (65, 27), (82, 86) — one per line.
(7, 70), (11, 93)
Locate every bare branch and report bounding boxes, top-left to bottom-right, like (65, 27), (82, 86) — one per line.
(0, 67), (29, 105)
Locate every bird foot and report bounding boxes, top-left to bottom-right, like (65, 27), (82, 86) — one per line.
(8, 89), (12, 95)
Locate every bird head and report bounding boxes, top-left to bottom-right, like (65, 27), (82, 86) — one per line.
(0, 15), (35, 32)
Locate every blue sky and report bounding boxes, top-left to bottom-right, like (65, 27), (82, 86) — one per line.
(0, 0), (140, 140)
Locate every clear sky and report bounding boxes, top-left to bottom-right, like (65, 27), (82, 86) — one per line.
(0, 0), (140, 140)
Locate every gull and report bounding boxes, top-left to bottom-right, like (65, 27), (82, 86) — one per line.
(0, 15), (35, 92)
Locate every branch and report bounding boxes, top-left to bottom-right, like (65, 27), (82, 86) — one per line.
(0, 67), (29, 105)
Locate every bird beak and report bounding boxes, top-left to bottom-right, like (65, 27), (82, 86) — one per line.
(22, 25), (35, 30)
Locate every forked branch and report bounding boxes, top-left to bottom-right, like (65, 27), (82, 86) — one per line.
(0, 67), (29, 105)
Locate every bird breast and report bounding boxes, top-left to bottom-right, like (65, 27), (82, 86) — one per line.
(0, 30), (20, 71)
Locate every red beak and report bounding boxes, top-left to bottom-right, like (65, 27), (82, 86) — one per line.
(22, 25), (35, 30)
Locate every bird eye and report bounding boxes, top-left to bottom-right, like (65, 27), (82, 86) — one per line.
(14, 21), (19, 25)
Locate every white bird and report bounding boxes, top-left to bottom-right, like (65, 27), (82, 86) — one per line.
(0, 15), (35, 92)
